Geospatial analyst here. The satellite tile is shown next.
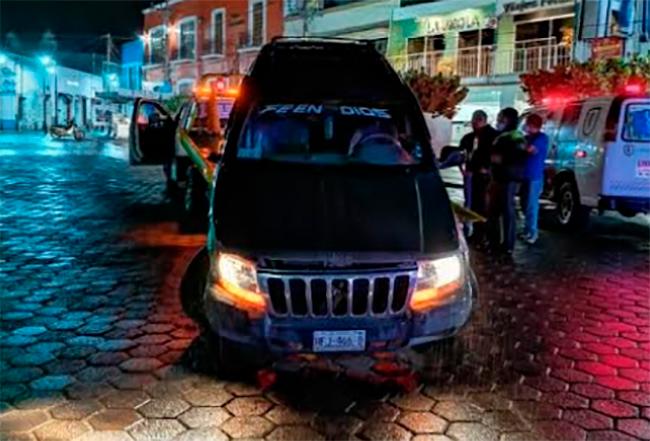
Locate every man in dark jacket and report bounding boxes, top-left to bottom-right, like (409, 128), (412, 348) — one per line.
(459, 110), (497, 240)
(488, 107), (527, 255)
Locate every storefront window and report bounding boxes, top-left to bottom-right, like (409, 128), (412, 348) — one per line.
(179, 18), (196, 60)
(514, 16), (574, 72)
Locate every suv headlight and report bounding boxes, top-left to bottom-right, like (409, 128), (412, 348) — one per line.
(409, 254), (464, 313)
(210, 253), (266, 316)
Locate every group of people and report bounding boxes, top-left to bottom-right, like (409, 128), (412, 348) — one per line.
(459, 107), (548, 255)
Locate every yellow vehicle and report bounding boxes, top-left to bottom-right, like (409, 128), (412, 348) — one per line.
(129, 75), (237, 231)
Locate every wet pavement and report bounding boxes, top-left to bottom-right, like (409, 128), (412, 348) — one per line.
(0, 133), (649, 441)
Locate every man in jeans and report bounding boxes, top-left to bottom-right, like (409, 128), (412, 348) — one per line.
(459, 110), (497, 241)
(488, 108), (527, 255)
(520, 114), (549, 244)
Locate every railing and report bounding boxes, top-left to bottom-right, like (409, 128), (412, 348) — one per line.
(389, 42), (572, 78)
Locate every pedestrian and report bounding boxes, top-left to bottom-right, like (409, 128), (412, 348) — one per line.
(520, 113), (549, 244)
(487, 107), (527, 255)
(459, 110), (497, 242)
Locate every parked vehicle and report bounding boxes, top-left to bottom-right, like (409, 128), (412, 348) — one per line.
(49, 120), (85, 141)
(129, 74), (236, 230)
(130, 38), (477, 376)
(525, 93), (650, 228)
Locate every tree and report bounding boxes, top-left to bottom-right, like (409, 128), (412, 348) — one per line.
(520, 57), (650, 105)
(402, 70), (468, 119)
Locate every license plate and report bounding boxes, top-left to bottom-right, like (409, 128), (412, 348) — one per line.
(313, 330), (366, 352)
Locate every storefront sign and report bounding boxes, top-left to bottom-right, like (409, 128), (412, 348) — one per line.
(498, 0), (573, 15)
(418, 11), (497, 35)
(591, 37), (624, 59)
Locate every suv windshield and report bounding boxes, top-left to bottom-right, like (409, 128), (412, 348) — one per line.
(236, 102), (427, 165)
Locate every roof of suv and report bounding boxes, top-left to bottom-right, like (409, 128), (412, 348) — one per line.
(247, 38), (406, 102)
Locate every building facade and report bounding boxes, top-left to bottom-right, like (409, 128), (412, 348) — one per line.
(0, 52), (103, 131)
(141, 0), (285, 95)
(386, 0), (649, 138)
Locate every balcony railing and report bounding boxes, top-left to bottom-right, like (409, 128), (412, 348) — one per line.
(389, 42), (572, 78)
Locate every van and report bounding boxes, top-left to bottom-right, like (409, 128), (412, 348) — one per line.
(132, 38), (478, 376)
(526, 94), (650, 227)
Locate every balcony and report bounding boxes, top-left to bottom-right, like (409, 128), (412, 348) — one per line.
(389, 42), (572, 79)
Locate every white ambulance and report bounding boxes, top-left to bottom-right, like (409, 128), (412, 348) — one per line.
(527, 93), (650, 228)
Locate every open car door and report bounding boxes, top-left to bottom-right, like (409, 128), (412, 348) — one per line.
(129, 98), (176, 165)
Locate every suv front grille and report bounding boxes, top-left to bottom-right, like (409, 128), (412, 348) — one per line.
(260, 273), (415, 317)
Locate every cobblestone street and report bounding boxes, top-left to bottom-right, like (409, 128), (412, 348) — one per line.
(1, 134), (649, 441)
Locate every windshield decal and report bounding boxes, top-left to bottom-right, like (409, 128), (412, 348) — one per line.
(259, 104), (391, 119)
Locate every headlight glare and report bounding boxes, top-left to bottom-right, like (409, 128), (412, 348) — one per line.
(211, 253), (266, 315)
(410, 254), (464, 312)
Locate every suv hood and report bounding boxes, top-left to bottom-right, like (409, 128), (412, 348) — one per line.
(213, 161), (458, 257)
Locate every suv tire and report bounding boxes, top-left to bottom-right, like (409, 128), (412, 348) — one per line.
(180, 166), (208, 233)
(555, 180), (589, 230)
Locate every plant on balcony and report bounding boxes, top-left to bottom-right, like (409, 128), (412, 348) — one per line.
(520, 56), (650, 105)
(402, 70), (468, 119)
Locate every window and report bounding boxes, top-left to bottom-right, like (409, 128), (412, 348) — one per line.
(237, 102), (428, 166)
(426, 35), (445, 52)
(178, 17), (197, 60)
(582, 107), (601, 137)
(407, 37), (424, 54)
(212, 9), (225, 55)
(149, 26), (165, 64)
(622, 103), (650, 142)
(557, 104), (583, 142)
(250, 0), (265, 47)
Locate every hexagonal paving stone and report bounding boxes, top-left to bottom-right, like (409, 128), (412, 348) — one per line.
(182, 387), (233, 407)
(399, 412), (448, 433)
(88, 409), (142, 431)
(13, 326), (47, 336)
(354, 401), (401, 422)
(109, 373), (158, 390)
(50, 399), (102, 420)
(225, 382), (261, 397)
(138, 398), (190, 418)
(225, 396), (273, 416)
(266, 425), (325, 441)
(412, 435), (454, 441)
(617, 418), (650, 439)
(361, 422), (412, 441)
(481, 410), (530, 432)
(99, 390), (151, 409)
(119, 358), (163, 373)
(129, 418), (186, 441)
(585, 430), (638, 441)
(10, 351), (56, 367)
(174, 427), (229, 441)
(591, 399), (639, 418)
(446, 422), (499, 441)
(390, 393), (434, 411)
(0, 409), (49, 433)
(265, 405), (315, 425)
(178, 407), (231, 429)
(433, 401), (482, 422)
(563, 409), (614, 430)
(534, 420), (586, 441)
(30, 375), (74, 391)
(312, 414), (364, 439)
(220, 416), (274, 439)
(33, 420), (91, 441)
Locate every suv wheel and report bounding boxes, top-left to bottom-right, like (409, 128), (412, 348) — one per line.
(180, 166), (208, 233)
(555, 180), (589, 229)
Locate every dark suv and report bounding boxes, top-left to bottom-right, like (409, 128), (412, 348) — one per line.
(134, 38), (477, 375)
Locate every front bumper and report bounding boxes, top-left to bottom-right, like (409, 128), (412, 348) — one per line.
(203, 275), (475, 357)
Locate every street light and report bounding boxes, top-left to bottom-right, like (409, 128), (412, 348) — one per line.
(0, 53), (7, 65)
(39, 55), (57, 132)
(39, 54), (53, 66)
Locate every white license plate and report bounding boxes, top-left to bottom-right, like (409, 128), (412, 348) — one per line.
(313, 330), (366, 352)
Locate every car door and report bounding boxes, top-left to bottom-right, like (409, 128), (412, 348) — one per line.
(574, 99), (610, 206)
(129, 98), (176, 165)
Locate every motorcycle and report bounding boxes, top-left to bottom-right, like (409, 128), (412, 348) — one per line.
(49, 121), (85, 141)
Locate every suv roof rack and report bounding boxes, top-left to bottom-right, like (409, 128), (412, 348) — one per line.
(270, 36), (373, 46)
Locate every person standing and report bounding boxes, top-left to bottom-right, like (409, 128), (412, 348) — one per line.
(459, 110), (497, 241)
(488, 107), (527, 255)
(520, 114), (549, 244)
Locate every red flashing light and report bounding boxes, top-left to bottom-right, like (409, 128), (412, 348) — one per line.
(624, 83), (643, 95)
(575, 149), (587, 159)
(215, 80), (226, 91)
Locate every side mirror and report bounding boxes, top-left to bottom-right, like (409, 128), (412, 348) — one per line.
(438, 146), (465, 169)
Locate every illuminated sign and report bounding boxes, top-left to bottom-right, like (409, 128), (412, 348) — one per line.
(590, 36), (624, 59)
(498, 0), (573, 15)
(418, 11), (497, 34)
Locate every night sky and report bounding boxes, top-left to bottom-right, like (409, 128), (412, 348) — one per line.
(1, 0), (162, 70)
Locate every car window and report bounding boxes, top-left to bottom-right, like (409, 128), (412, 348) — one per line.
(137, 102), (166, 125)
(557, 104), (583, 142)
(236, 102), (427, 166)
(582, 107), (601, 138)
(622, 102), (650, 142)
